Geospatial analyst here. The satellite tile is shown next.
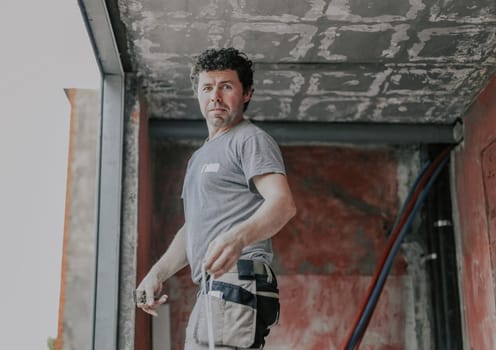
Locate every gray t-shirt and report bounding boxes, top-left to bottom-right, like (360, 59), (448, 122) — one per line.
(181, 120), (286, 283)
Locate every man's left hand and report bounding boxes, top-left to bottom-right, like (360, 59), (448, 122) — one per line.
(204, 230), (243, 278)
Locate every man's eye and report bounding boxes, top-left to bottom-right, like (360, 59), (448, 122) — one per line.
(202, 86), (212, 92)
(222, 85), (232, 90)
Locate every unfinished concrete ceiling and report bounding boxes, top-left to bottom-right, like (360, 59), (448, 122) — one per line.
(114, 0), (496, 124)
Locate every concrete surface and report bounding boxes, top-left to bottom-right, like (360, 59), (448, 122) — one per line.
(111, 0), (496, 124)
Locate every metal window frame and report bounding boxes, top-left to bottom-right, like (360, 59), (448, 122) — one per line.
(77, 0), (125, 349)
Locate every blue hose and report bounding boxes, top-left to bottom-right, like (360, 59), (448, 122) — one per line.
(347, 155), (449, 349)
(343, 160), (432, 350)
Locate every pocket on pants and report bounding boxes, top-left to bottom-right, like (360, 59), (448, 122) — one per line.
(194, 277), (257, 348)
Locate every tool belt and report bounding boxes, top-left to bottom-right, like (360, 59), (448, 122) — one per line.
(228, 259), (271, 279)
(194, 260), (279, 349)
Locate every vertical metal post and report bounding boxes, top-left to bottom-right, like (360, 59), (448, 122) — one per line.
(93, 74), (125, 350)
(77, 0), (126, 348)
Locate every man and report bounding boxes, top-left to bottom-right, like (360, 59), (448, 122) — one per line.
(135, 47), (296, 349)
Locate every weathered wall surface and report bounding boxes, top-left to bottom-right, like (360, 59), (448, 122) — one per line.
(119, 76), (143, 350)
(56, 89), (99, 350)
(453, 75), (496, 350)
(149, 142), (197, 348)
(147, 142), (424, 349)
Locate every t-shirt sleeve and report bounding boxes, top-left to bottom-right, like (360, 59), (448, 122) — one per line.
(240, 132), (286, 193)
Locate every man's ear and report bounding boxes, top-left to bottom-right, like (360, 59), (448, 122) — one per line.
(244, 87), (254, 103)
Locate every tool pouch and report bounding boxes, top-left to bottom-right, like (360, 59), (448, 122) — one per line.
(194, 273), (257, 348)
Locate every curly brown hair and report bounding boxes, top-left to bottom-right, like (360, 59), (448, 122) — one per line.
(190, 48), (254, 111)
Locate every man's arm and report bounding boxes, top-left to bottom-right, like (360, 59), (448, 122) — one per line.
(204, 172), (296, 278)
(135, 224), (188, 316)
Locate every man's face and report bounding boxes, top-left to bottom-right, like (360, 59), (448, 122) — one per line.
(197, 70), (252, 130)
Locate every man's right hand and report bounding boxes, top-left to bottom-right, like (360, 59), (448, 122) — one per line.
(135, 271), (168, 317)
(134, 224), (188, 316)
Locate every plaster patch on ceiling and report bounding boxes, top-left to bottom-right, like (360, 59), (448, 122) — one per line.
(318, 23), (409, 61)
(384, 66), (475, 96)
(299, 97), (370, 121)
(371, 96), (446, 122)
(198, 1), (220, 17)
(409, 26), (496, 63)
(223, 0), (327, 22)
(118, 0), (143, 16)
(343, 23), (400, 59)
(369, 70), (394, 96)
(355, 100), (371, 121)
(150, 98), (195, 119)
(429, 1), (496, 23)
(131, 10), (165, 34)
(231, 35), (247, 53)
(325, 0), (350, 19)
(289, 73), (306, 95)
(256, 71), (305, 96)
(228, 0), (298, 23)
(406, 0), (427, 20)
(306, 69), (392, 97)
(317, 27), (338, 61)
(344, 80), (359, 86)
(133, 37), (161, 57)
(279, 98), (293, 120)
(303, 0), (328, 21)
(230, 23), (318, 60)
(137, 53), (189, 78)
(382, 24), (410, 58)
(249, 96), (294, 120)
(191, 20), (227, 47)
(166, 11), (191, 19)
(325, 0), (425, 22)
(307, 73), (321, 94)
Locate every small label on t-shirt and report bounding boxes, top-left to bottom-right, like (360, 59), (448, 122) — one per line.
(201, 163), (220, 173)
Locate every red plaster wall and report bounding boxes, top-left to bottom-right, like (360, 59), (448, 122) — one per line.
(454, 76), (496, 349)
(149, 142), (195, 348)
(149, 143), (406, 349)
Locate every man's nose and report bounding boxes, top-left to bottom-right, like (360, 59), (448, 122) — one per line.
(210, 88), (221, 102)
